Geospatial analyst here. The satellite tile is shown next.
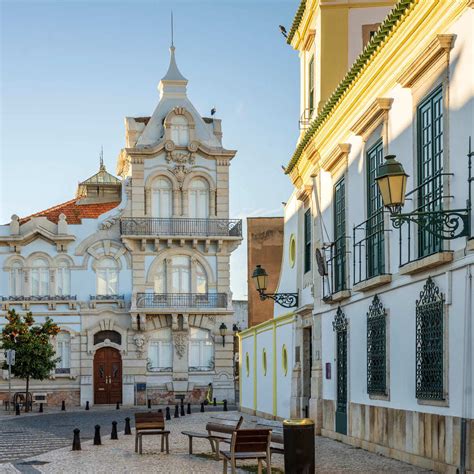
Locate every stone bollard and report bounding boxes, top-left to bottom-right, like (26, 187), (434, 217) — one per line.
(111, 421), (118, 440)
(166, 406), (171, 420)
(15, 404), (20, 416)
(116, 402), (120, 410)
(200, 402), (205, 413)
(85, 401), (90, 411)
(180, 403), (185, 417)
(72, 428), (81, 451)
(147, 399), (151, 409)
(223, 399), (228, 412)
(39, 403), (43, 413)
(124, 417), (132, 435)
(61, 400), (66, 411)
(174, 404), (179, 418)
(213, 397), (217, 407)
(187, 403), (191, 415)
(94, 425), (101, 445)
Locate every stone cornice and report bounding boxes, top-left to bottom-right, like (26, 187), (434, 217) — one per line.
(397, 34), (455, 88)
(296, 184), (313, 202)
(350, 98), (393, 140)
(125, 142), (236, 160)
(321, 143), (351, 174)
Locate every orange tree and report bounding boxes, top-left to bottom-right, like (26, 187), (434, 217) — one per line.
(1, 309), (60, 411)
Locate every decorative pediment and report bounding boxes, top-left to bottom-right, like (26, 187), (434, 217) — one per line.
(322, 143), (351, 174)
(351, 98), (393, 140)
(296, 185), (313, 202)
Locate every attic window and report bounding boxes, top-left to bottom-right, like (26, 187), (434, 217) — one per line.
(170, 115), (189, 146)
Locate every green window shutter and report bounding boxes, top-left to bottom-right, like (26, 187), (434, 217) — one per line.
(304, 209), (312, 273)
(334, 179), (346, 293)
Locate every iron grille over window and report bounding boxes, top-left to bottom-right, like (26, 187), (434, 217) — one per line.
(415, 277), (444, 400)
(417, 87), (443, 258)
(332, 306), (348, 434)
(334, 178), (346, 293)
(304, 209), (312, 273)
(367, 295), (386, 395)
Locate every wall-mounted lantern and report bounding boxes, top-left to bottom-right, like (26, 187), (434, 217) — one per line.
(251, 265), (298, 308)
(219, 322), (227, 347)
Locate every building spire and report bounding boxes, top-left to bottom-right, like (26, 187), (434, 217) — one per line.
(99, 146), (105, 171)
(171, 11), (174, 48)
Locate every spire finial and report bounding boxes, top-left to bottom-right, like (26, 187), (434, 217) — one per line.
(171, 11), (174, 48)
(99, 146), (105, 171)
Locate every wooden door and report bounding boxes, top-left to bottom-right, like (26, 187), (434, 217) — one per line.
(94, 347), (122, 404)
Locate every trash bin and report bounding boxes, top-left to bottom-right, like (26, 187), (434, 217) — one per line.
(283, 418), (315, 474)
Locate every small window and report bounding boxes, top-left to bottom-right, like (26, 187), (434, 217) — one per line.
(308, 56), (314, 113)
(56, 331), (71, 373)
(31, 258), (50, 296)
(170, 114), (189, 146)
(10, 261), (23, 297)
(56, 260), (71, 296)
(96, 257), (119, 296)
(282, 345), (288, 376)
(289, 234), (296, 268)
(245, 352), (250, 378)
(94, 330), (121, 346)
(262, 349), (267, 376)
(304, 209), (312, 273)
(189, 327), (214, 370)
(148, 328), (173, 371)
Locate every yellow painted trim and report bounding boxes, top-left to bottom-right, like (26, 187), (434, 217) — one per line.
(273, 322), (277, 416)
(282, 344), (288, 376)
(239, 331), (242, 407)
(289, 234), (296, 268)
(253, 328), (257, 411)
(239, 311), (295, 338)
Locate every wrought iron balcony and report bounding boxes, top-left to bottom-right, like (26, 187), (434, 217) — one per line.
(120, 218), (242, 238)
(90, 294), (125, 301)
(136, 292), (227, 309)
(1, 295), (77, 301)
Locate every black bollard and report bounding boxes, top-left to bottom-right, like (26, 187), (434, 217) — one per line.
(158, 408), (162, 414)
(180, 403), (185, 417)
(61, 400), (66, 411)
(39, 403), (43, 413)
(213, 397), (217, 407)
(15, 403), (20, 416)
(72, 428), (81, 451)
(116, 402), (120, 410)
(174, 404), (179, 418)
(94, 425), (101, 445)
(200, 402), (205, 413)
(111, 421), (118, 440)
(124, 417), (132, 435)
(223, 399), (228, 411)
(187, 403), (191, 415)
(85, 401), (90, 411)
(147, 399), (151, 409)
(165, 406), (171, 420)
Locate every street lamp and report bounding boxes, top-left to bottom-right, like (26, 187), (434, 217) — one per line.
(376, 145), (472, 240)
(219, 323), (227, 347)
(252, 265), (298, 308)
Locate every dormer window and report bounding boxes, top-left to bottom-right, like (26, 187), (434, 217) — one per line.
(170, 114), (189, 146)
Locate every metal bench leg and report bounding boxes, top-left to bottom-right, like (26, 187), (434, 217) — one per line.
(139, 434), (143, 455)
(161, 434), (164, 452)
(166, 434), (169, 454)
(188, 436), (193, 454)
(223, 458), (227, 474)
(135, 434), (138, 453)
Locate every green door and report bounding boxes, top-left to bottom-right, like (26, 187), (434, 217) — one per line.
(333, 307), (348, 435)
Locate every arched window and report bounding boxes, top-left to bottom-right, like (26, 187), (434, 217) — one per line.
(96, 257), (118, 295)
(189, 327), (214, 370)
(10, 261), (23, 297)
(154, 256), (208, 294)
(188, 178), (209, 218)
(56, 260), (71, 296)
(31, 258), (50, 296)
(151, 177), (172, 218)
(94, 330), (121, 345)
(56, 331), (71, 373)
(170, 114), (189, 146)
(147, 328), (173, 371)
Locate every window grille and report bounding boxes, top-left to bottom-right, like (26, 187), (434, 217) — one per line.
(304, 209), (312, 273)
(415, 277), (444, 400)
(417, 87), (443, 258)
(367, 295), (386, 395)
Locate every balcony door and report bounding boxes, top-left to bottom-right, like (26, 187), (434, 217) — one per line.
(188, 178), (209, 218)
(152, 177), (172, 218)
(170, 256), (191, 293)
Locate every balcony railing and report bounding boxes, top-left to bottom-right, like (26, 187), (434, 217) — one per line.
(90, 294), (125, 301)
(1, 295), (77, 301)
(120, 218), (242, 237)
(136, 292), (227, 309)
(299, 107), (314, 130)
(321, 237), (350, 301)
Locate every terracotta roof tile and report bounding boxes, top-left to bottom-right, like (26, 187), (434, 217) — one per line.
(20, 198), (120, 225)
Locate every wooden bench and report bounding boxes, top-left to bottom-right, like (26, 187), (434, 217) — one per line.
(220, 429), (272, 474)
(181, 416), (244, 460)
(134, 412), (170, 454)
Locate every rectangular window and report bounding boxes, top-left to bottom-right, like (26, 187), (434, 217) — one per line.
(304, 209), (312, 274)
(367, 296), (386, 395)
(308, 56), (314, 113)
(417, 86), (443, 258)
(149, 340), (172, 369)
(334, 178), (346, 293)
(366, 140), (385, 278)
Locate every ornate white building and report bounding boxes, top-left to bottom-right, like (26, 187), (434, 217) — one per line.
(0, 44), (242, 407)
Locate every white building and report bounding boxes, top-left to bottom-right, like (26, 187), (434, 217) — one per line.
(0, 43), (242, 407)
(240, 1), (474, 471)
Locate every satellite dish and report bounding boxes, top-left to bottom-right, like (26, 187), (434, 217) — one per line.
(315, 248), (327, 276)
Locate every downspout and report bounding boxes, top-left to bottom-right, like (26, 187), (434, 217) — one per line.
(460, 263), (472, 474)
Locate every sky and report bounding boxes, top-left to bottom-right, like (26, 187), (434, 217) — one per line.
(0, 0), (299, 300)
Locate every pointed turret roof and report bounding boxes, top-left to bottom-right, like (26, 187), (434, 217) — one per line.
(161, 46), (187, 82)
(158, 45), (188, 99)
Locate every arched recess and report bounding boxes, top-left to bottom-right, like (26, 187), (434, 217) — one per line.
(182, 171), (216, 217)
(163, 107), (196, 144)
(188, 314), (215, 332)
(87, 317), (128, 355)
(25, 252), (54, 268)
(83, 239), (130, 271)
(144, 170), (181, 217)
(3, 254), (25, 271)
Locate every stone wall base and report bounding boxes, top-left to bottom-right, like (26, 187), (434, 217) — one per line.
(136, 388), (207, 406)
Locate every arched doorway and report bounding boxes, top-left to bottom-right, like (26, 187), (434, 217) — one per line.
(94, 347), (122, 404)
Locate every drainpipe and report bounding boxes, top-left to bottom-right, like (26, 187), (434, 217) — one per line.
(459, 264), (472, 474)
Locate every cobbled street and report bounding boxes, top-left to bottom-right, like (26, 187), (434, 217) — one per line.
(0, 408), (433, 473)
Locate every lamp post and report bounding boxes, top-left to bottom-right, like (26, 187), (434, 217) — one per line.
(376, 143), (472, 240)
(219, 323), (227, 347)
(252, 265), (298, 308)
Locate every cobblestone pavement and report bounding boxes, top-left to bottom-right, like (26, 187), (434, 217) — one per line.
(0, 409), (432, 473)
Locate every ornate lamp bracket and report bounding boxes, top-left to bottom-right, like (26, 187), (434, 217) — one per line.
(257, 290), (298, 308)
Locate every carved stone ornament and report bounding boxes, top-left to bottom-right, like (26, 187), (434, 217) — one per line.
(171, 165), (190, 189)
(133, 333), (148, 358)
(173, 332), (187, 359)
(166, 150), (195, 166)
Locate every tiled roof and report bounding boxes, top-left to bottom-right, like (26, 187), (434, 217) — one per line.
(285, 0), (416, 174)
(20, 198), (120, 225)
(287, 0), (306, 44)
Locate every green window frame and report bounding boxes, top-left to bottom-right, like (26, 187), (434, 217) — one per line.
(417, 86), (443, 258)
(366, 140), (385, 278)
(308, 56), (315, 113)
(415, 277), (444, 401)
(304, 209), (312, 274)
(367, 295), (387, 395)
(334, 178), (346, 293)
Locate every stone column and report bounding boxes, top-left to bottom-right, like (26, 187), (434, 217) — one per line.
(173, 189), (181, 217)
(172, 327), (189, 394)
(130, 156), (145, 218)
(216, 254), (230, 293)
(216, 160), (229, 218)
(309, 314), (323, 434)
(181, 190), (188, 217)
